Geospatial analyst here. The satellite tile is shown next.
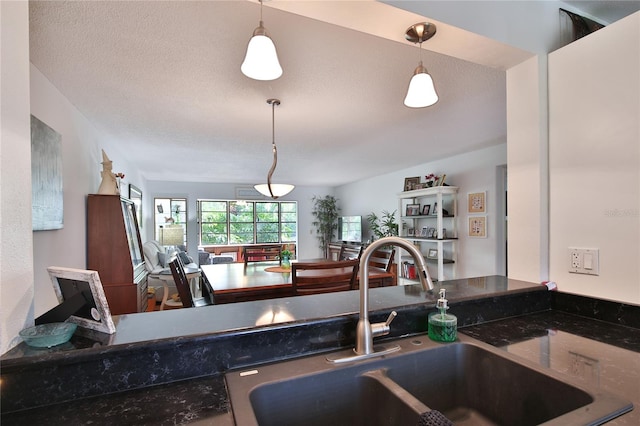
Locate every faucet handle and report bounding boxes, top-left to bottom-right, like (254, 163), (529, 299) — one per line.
(385, 311), (398, 327)
(372, 310), (398, 339)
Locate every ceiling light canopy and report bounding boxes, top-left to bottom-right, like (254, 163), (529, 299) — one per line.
(255, 99), (294, 199)
(404, 22), (438, 108)
(241, 0), (282, 81)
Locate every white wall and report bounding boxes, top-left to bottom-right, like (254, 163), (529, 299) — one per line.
(336, 143), (507, 279)
(144, 181), (334, 261)
(0, 1), (34, 354)
(506, 55), (549, 283)
(548, 13), (640, 303)
(30, 66), (144, 317)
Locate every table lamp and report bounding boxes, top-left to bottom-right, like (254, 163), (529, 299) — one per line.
(159, 225), (184, 255)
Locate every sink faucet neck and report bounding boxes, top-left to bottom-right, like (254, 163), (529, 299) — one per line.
(355, 236), (434, 356)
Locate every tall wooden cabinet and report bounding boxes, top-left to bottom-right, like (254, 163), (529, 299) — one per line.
(397, 186), (458, 282)
(87, 194), (148, 315)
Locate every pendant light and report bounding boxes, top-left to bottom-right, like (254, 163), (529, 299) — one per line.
(404, 22), (438, 108)
(254, 99), (294, 199)
(241, 0), (283, 81)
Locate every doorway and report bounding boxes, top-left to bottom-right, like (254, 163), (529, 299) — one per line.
(496, 165), (508, 275)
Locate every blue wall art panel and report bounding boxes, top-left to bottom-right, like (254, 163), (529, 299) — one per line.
(31, 115), (63, 231)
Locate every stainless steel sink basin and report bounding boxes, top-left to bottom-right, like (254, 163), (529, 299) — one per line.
(226, 334), (632, 426)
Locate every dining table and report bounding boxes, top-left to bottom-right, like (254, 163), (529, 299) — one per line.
(201, 260), (395, 304)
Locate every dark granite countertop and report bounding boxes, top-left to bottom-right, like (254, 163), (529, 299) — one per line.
(1, 275), (539, 360)
(4, 309), (638, 425)
(461, 311), (640, 425)
(1, 375), (233, 426)
(2, 277), (638, 425)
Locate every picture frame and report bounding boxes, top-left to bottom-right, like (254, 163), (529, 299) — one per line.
(469, 216), (487, 238)
(436, 174), (447, 186)
(468, 191), (486, 213)
(406, 204), (420, 216)
(129, 184), (143, 229)
(427, 248), (438, 259)
(407, 228), (415, 237)
(420, 227), (428, 237)
(31, 115), (63, 231)
(404, 176), (421, 192)
(47, 266), (117, 334)
(421, 204), (431, 215)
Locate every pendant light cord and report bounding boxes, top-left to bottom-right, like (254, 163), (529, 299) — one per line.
(266, 98), (280, 198)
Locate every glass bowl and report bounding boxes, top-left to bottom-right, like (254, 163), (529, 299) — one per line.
(19, 322), (77, 348)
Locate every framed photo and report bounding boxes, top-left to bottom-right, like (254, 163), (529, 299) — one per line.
(407, 228), (415, 237)
(427, 248), (438, 259)
(404, 176), (421, 192)
(129, 184), (143, 229)
(469, 216), (487, 238)
(47, 266), (116, 334)
(468, 191), (486, 213)
(406, 204), (420, 216)
(421, 204), (431, 215)
(420, 227), (428, 237)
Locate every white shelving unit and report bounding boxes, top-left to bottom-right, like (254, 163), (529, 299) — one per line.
(397, 186), (458, 282)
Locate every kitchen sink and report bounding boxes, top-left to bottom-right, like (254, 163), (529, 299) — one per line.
(226, 334), (632, 426)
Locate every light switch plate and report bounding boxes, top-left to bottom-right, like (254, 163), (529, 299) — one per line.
(568, 248), (599, 275)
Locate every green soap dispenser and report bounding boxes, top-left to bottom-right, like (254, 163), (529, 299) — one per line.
(428, 288), (457, 342)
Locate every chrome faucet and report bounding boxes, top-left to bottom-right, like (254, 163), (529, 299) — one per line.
(329, 236), (434, 363)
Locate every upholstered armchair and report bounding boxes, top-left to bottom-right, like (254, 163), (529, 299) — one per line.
(143, 240), (198, 302)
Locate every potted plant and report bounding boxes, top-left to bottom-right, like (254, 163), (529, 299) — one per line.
(366, 210), (399, 241)
(311, 195), (340, 258)
(280, 249), (292, 269)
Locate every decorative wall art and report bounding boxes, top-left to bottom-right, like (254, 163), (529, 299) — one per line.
(468, 191), (486, 213)
(31, 115), (63, 231)
(469, 216), (487, 238)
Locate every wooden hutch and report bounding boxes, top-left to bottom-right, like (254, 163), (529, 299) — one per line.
(87, 194), (148, 315)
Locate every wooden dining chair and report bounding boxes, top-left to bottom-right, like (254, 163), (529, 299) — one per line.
(338, 244), (363, 261)
(291, 260), (359, 295)
(352, 248), (396, 290)
(169, 256), (212, 308)
(368, 248), (395, 272)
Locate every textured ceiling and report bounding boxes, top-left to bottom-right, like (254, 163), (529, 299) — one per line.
(27, 1), (636, 187)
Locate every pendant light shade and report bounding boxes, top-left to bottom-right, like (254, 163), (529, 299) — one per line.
(404, 22), (438, 108)
(404, 62), (438, 108)
(254, 99), (294, 199)
(254, 183), (295, 198)
(241, 1), (282, 81)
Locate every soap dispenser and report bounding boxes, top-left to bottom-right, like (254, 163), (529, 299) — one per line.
(428, 288), (457, 342)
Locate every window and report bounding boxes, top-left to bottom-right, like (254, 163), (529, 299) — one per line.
(199, 201), (228, 245)
(154, 198), (187, 246)
(198, 200), (297, 246)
